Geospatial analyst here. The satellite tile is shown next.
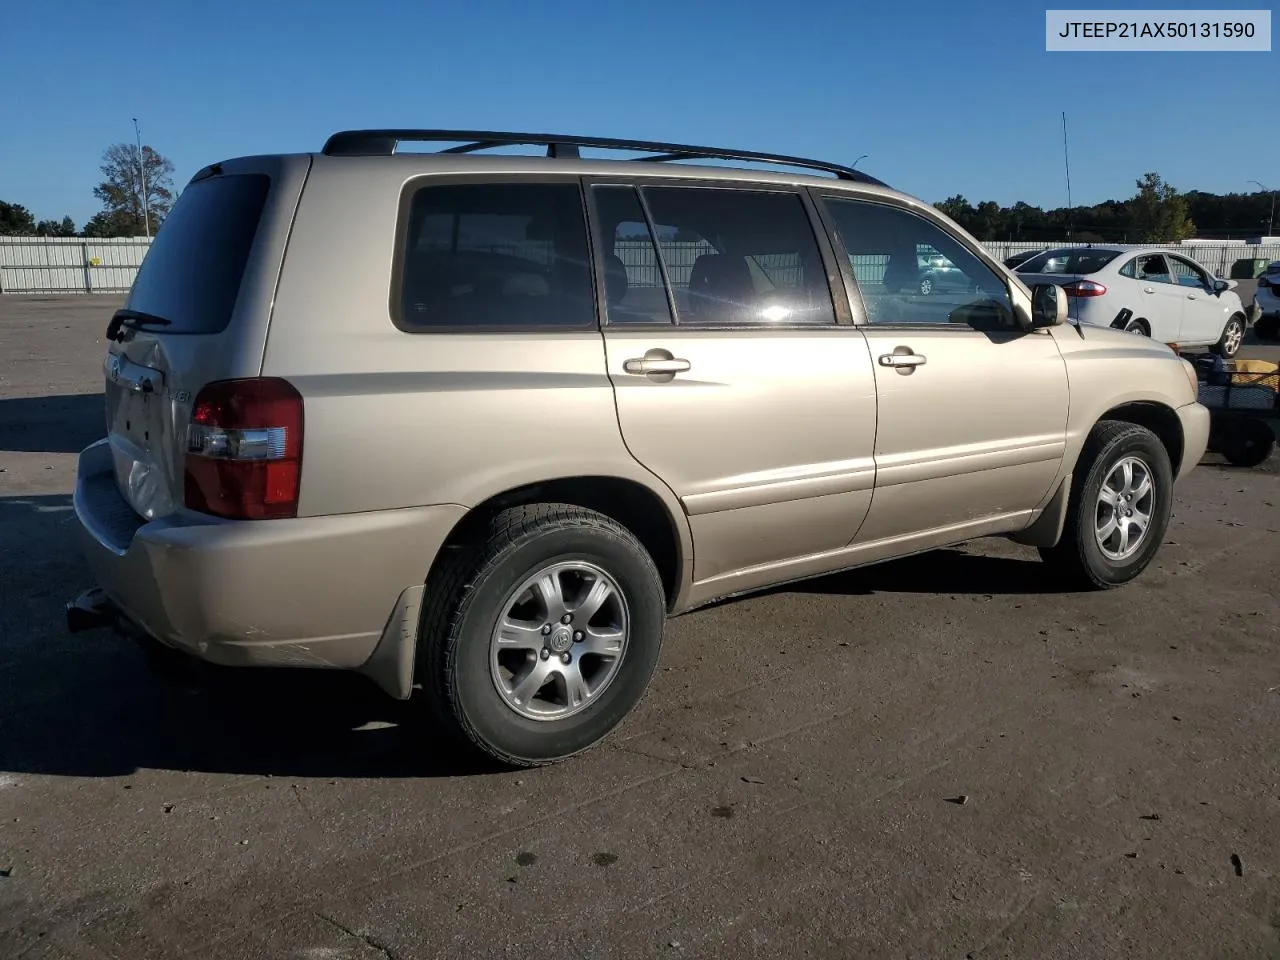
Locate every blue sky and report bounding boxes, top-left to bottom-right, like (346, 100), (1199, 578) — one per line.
(4, 0), (1276, 227)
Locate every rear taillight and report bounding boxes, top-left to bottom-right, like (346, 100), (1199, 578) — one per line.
(184, 378), (304, 520)
(1061, 279), (1108, 298)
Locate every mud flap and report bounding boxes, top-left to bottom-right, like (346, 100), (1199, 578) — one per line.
(1008, 474), (1072, 548)
(359, 584), (424, 700)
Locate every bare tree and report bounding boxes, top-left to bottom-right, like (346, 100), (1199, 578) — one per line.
(90, 143), (176, 237)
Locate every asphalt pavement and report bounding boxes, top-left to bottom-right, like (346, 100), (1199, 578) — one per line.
(1, 296), (1278, 960)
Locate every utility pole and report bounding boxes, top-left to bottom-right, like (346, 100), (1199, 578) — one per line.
(1248, 180), (1275, 237)
(1062, 112), (1073, 240)
(133, 118), (151, 239)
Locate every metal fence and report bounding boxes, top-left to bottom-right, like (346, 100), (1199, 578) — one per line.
(0, 237), (151, 294)
(3, 235), (1278, 296)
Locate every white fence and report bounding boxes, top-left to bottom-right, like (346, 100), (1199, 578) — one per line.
(2, 235), (1278, 296)
(0, 237), (151, 294)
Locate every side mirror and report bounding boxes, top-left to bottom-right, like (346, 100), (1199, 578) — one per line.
(1030, 282), (1067, 327)
(1213, 278), (1236, 294)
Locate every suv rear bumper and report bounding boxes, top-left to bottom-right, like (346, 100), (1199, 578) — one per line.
(70, 439), (465, 694)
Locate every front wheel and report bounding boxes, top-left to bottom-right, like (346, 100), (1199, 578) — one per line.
(1039, 421), (1174, 589)
(417, 504), (666, 768)
(1210, 314), (1246, 358)
(1124, 318), (1150, 336)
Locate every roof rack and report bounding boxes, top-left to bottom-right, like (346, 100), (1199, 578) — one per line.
(320, 129), (886, 186)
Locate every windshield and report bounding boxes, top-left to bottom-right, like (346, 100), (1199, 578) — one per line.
(1017, 248), (1122, 275)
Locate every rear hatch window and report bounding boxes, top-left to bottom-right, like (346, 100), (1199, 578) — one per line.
(126, 172), (271, 334)
(1017, 249), (1122, 275)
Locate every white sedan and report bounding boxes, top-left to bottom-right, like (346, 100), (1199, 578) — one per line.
(1015, 246), (1248, 357)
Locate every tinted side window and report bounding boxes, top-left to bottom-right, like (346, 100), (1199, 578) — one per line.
(639, 187), (836, 326)
(127, 173), (270, 335)
(590, 186), (675, 325)
(397, 181), (595, 330)
(822, 197), (1014, 329)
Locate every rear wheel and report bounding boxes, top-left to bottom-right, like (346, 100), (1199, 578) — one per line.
(417, 504), (666, 768)
(1210, 314), (1246, 358)
(1124, 318), (1150, 336)
(1039, 421), (1173, 589)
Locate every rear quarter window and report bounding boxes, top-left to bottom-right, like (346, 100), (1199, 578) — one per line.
(126, 173), (271, 335)
(394, 180), (596, 331)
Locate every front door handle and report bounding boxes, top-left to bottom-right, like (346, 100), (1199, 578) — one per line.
(623, 349), (691, 380)
(1144, 287), (1155, 294)
(1187, 294), (1197, 300)
(878, 352), (927, 368)
(624, 357), (691, 375)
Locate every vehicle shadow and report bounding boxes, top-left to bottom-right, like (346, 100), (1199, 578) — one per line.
(0, 393), (105, 454)
(784, 547), (1076, 599)
(0, 493), (499, 781)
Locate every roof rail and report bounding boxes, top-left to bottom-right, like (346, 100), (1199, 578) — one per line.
(320, 129), (887, 186)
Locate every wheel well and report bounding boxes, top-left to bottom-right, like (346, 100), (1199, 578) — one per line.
(1098, 402), (1183, 475)
(437, 477), (683, 607)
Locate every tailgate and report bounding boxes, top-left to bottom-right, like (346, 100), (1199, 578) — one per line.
(101, 159), (306, 521)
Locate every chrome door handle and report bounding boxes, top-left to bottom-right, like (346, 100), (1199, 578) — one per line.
(624, 357), (691, 375)
(1144, 287), (1155, 293)
(878, 353), (927, 368)
(1187, 294), (1197, 300)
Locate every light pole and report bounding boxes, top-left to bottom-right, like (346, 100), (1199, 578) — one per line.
(133, 118), (151, 239)
(1248, 180), (1275, 237)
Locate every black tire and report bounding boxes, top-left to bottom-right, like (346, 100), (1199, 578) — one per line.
(1210, 314), (1246, 358)
(1124, 318), (1150, 336)
(1220, 419), (1275, 467)
(1255, 316), (1279, 342)
(416, 504), (666, 768)
(1039, 421), (1174, 590)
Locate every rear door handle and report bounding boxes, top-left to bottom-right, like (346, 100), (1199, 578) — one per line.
(1187, 294), (1197, 300)
(878, 352), (927, 368)
(1144, 287), (1155, 293)
(624, 356), (691, 375)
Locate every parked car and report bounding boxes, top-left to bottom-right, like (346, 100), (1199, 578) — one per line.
(1016, 246), (1249, 357)
(1254, 260), (1280, 340)
(1003, 250), (1044, 270)
(916, 250), (981, 296)
(66, 129), (1210, 768)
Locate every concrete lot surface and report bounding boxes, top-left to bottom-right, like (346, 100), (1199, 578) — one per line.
(1, 296), (1278, 960)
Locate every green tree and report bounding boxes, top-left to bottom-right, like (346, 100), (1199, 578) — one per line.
(935, 195), (974, 226)
(83, 210), (138, 238)
(971, 200), (1004, 240)
(35, 215), (77, 237)
(90, 142), (176, 236)
(0, 200), (36, 235)
(1127, 172), (1195, 242)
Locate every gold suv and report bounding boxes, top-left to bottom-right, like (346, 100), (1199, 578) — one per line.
(67, 129), (1210, 767)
